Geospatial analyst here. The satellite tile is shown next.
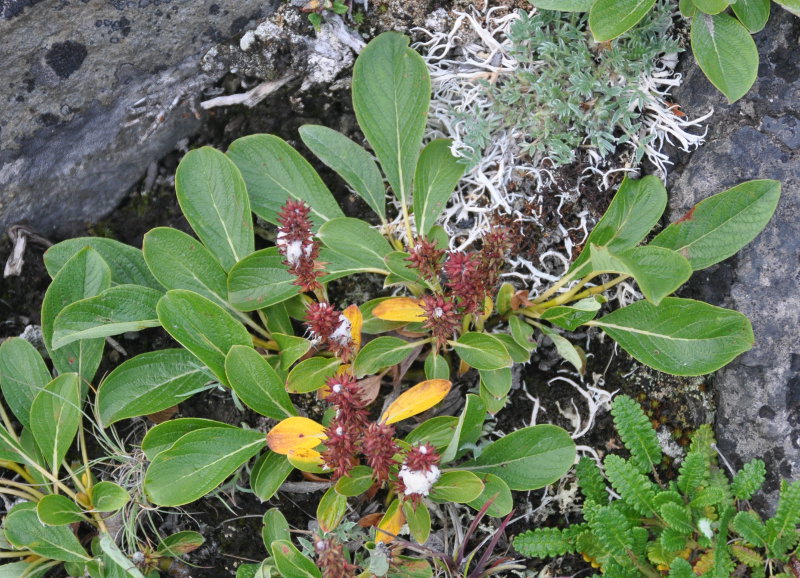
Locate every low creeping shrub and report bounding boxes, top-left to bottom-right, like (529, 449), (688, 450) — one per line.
(0, 30), (784, 576)
(513, 395), (800, 577)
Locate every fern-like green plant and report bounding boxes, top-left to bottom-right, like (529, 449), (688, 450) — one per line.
(513, 395), (800, 576)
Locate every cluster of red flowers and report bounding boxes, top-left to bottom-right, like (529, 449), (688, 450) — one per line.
(314, 536), (357, 578)
(320, 374), (398, 484)
(395, 442), (441, 506)
(406, 230), (510, 347)
(304, 301), (354, 362)
(276, 199), (323, 292)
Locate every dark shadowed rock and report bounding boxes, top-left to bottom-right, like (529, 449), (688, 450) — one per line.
(669, 8), (800, 511)
(0, 0), (275, 236)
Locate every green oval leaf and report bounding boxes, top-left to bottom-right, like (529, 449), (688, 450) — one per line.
(651, 180), (781, 271)
(318, 218), (393, 274)
(588, 245), (693, 305)
(52, 284), (162, 348)
(424, 352), (450, 380)
(452, 333), (512, 371)
(272, 540), (321, 578)
(144, 427), (265, 506)
(299, 125), (387, 222)
(156, 531), (205, 557)
(460, 425), (576, 490)
(429, 471), (484, 503)
(335, 465), (375, 496)
(91, 481), (130, 512)
(251, 451), (294, 501)
(531, 0), (594, 10)
(41, 247), (110, 383)
(37, 494), (86, 526)
(570, 176), (667, 276)
(143, 227), (230, 308)
(227, 247), (300, 311)
(225, 345), (296, 419)
(157, 289), (252, 385)
(97, 349), (210, 427)
(0, 337), (51, 429)
(413, 139), (466, 237)
(273, 333), (312, 371)
(141, 418), (237, 461)
(479, 369), (512, 399)
(286, 356), (341, 394)
(353, 337), (423, 377)
(44, 237), (161, 290)
(731, 0), (769, 31)
(227, 134), (343, 229)
(441, 394), (486, 463)
(691, 12), (759, 103)
(404, 416), (458, 450)
(466, 473), (513, 518)
(5, 505), (90, 563)
(262, 509), (290, 556)
(402, 501), (431, 544)
(693, 0), (729, 14)
(589, 0), (656, 41)
(540, 296), (603, 331)
(588, 297), (755, 375)
(317, 486), (347, 532)
(31, 373), (81, 471)
(175, 146), (254, 271)
(352, 32), (430, 208)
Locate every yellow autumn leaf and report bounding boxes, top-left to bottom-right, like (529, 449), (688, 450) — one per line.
(343, 304), (363, 350)
(375, 500), (405, 543)
(372, 297), (426, 322)
(287, 448), (327, 473)
(266, 417), (327, 455)
(380, 379), (451, 425)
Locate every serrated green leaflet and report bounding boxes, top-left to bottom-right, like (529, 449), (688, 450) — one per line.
(299, 125), (386, 222)
(5, 505), (90, 563)
(97, 349), (210, 426)
(353, 337), (423, 377)
(413, 139), (465, 237)
(175, 146), (254, 271)
(286, 356), (341, 393)
(588, 245), (692, 305)
(651, 180), (780, 271)
(251, 451), (294, 501)
(157, 289), (252, 385)
(460, 425), (576, 490)
(589, 0), (656, 41)
(52, 284), (162, 348)
(31, 373), (81, 471)
(225, 345), (296, 419)
(144, 426), (265, 506)
(570, 176), (666, 276)
(452, 332), (512, 371)
(41, 247), (110, 383)
(143, 227), (229, 307)
(141, 418), (236, 461)
(0, 337), (51, 429)
(691, 12), (758, 103)
(318, 218), (393, 274)
(352, 32), (429, 209)
(44, 237), (161, 290)
(588, 298), (754, 376)
(227, 134), (343, 229)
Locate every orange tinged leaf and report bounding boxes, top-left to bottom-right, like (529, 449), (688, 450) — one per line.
(287, 448), (327, 473)
(375, 500), (405, 543)
(373, 297), (426, 322)
(343, 305), (363, 350)
(267, 416), (327, 455)
(357, 512), (383, 528)
(380, 379), (451, 425)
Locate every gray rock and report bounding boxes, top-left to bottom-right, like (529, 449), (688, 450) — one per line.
(0, 0), (275, 237)
(669, 8), (800, 510)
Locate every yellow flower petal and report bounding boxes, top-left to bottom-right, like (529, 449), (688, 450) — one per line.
(343, 304), (363, 350)
(372, 297), (426, 322)
(267, 417), (327, 455)
(375, 500), (405, 543)
(380, 379), (451, 425)
(287, 448), (327, 473)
